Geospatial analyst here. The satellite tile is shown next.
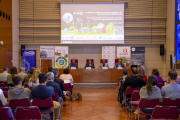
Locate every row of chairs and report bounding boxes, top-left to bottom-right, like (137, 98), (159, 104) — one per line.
(124, 87), (180, 119)
(0, 97), (54, 119)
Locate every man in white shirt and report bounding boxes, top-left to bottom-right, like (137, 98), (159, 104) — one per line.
(18, 67), (27, 82)
(0, 67), (10, 82)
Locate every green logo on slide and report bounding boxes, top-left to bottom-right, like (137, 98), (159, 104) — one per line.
(55, 57), (68, 68)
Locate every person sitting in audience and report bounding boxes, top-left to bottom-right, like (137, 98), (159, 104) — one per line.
(118, 68), (128, 103)
(28, 68), (40, 87)
(99, 59), (109, 68)
(46, 72), (62, 104)
(162, 69), (180, 100)
(8, 76), (31, 101)
(0, 67), (9, 82)
(31, 73), (60, 119)
(138, 68), (147, 82)
(60, 68), (74, 94)
(152, 69), (164, 84)
(68, 59), (78, 68)
(7, 67), (18, 87)
(48, 67), (53, 72)
(24, 67), (35, 84)
(0, 89), (7, 106)
(140, 75), (162, 120)
(84, 59), (95, 68)
(114, 59), (124, 68)
(17, 67), (27, 82)
(52, 68), (65, 98)
(123, 67), (146, 111)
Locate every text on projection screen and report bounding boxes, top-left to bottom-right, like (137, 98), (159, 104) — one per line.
(61, 3), (124, 44)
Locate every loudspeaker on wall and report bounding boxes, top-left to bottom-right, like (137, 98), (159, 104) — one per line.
(21, 45), (25, 56)
(160, 45), (164, 56)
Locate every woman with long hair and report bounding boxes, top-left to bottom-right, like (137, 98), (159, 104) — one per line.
(152, 69), (164, 84)
(138, 68), (147, 82)
(140, 75), (162, 120)
(7, 67), (18, 87)
(28, 68), (40, 87)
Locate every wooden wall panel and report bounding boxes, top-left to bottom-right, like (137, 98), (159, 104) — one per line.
(19, 0), (167, 44)
(0, 0), (12, 72)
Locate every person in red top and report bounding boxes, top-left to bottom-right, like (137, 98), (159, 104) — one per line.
(138, 68), (147, 82)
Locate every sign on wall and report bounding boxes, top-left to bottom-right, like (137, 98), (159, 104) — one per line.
(40, 46), (54, 67)
(131, 47), (145, 70)
(55, 46), (69, 68)
(117, 46), (131, 59)
(23, 50), (36, 73)
(102, 46), (115, 68)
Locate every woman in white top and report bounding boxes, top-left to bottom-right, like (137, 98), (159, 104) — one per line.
(28, 68), (40, 87)
(0, 89), (7, 106)
(60, 68), (73, 94)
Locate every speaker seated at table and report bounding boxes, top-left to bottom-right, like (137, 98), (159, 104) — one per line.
(85, 59), (95, 68)
(99, 59), (109, 68)
(68, 59), (78, 68)
(114, 59), (124, 68)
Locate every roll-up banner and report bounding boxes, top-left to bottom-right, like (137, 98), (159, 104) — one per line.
(55, 46), (69, 68)
(40, 46), (54, 67)
(23, 50), (36, 73)
(102, 46), (115, 68)
(117, 46), (131, 68)
(131, 47), (145, 70)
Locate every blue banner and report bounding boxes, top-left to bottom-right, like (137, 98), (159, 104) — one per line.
(23, 50), (36, 73)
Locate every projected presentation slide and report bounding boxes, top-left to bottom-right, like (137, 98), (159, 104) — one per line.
(61, 3), (124, 44)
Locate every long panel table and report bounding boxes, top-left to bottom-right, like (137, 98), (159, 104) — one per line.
(59, 69), (132, 83)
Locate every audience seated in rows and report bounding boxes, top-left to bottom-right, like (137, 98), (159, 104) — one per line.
(0, 67), (9, 82)
(162, 69), (180, 100)
(152, 69), (164, 84)
(46, 72), (62, 104)
(17, 67), (27, 82)
(140, 75), (162, 120)
(138, 68), (147, 82)
(7, 67), (18, 87)
(52, 68), (65, 98)
(60, 68), (74, 94)
(0, 89), (7, 106)
(24, 67), (35, 84)
(28, 68), (40, 87)
(124, 67), (146, 111)
(31, 73), (60, 119)
(8, 76), (31, 101)
(118, 68), (128, 103)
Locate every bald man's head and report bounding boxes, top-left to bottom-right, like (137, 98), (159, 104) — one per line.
(131, 67), (138, 74)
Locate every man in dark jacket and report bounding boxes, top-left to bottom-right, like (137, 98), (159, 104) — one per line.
(52, 68), (65, 97)
(46, 72), (62, 104)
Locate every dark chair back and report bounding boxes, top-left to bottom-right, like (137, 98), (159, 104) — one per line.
(3, 91), (8, 98)
(131, 90), (140, 101)
(100, 59), (108, 63)
(0, 101), (3, 107)
(32, 98), (53, 108)
(0, 107), (14, 120)
(152, 106), (179, 119)
(86, 59), (94, 63)
(52, 91), (59, 101)
(162, 98), (180, 109)
(64, 83), (70, 91)
(24, 84), (29, 88)
(9, 98), (31, 110)
(157, 83), (164, 89)
(125, 87), (140, 95)
(1, 87), (9, 91)
(0, 81), (7, 86)
(0, 83), (5, 87)
(15, 106), (41, 120)
(139, 98), (160, 109)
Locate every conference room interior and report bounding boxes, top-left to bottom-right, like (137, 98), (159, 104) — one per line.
(0, 0), (179, 120)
